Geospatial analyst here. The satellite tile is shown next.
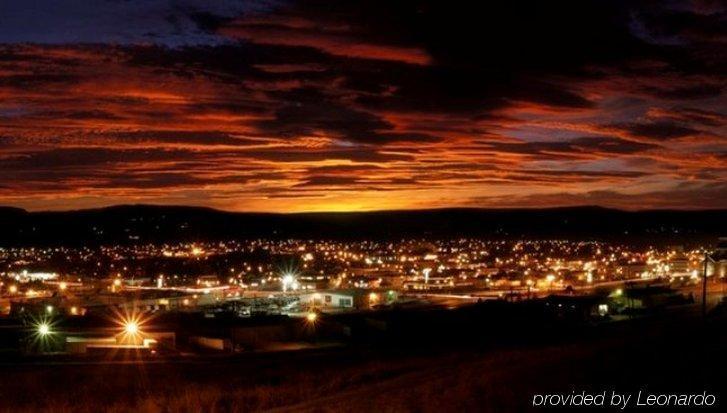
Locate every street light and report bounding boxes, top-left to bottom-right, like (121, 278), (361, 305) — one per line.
(37, 322), (51, 336)
(112, 308), (149, 341)
(125, 321), (139, 335)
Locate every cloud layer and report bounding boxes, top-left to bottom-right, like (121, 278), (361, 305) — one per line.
(0, 0), (724, 211)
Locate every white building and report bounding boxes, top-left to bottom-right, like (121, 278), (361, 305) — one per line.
(299, 289), (397, 309)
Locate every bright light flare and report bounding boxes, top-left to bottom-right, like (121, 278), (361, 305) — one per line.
(278, 262), (301, 292)
(111, 307), (153, 344)
(28, 313), (64, 353)
(29, 315), (60, 349)
(306, 312), (318, 323)
(37, 323), (51, 336)
(282, 273), (295, 290)
(281, 272), (300, 292)
(125, 321), (139, 334)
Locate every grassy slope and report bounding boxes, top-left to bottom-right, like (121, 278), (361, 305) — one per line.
(0, 312), (724, 412)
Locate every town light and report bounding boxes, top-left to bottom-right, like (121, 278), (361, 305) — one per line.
(306, 312), (317, 323)
(113, 308), (149, 341)
(125, 321), (139, 335)
(281, 273), (298, 291)
(37, 322), (51, 336)
(422, 268), (432, 284)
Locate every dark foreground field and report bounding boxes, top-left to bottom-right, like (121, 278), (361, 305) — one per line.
(0, 309), (724, 412)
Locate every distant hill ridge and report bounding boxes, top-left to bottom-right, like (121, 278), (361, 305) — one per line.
(0, 204), (724, 246)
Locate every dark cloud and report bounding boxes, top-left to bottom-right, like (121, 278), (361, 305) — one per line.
(254, 87), (442, 144)
(648, 84), (724, 100)
(0, 148), (200, 170)
(517, 170), (648, 179)
(305, 164), (383, 174)
(239, 148), (414, 163)
(620, 121), (701, 140)
(470, 182), (727, 210)
(481, 137), (659, 159)
(63, 110), (126, 121)
(294, 175), (361, 187)
(105, 131), (260, 146)
(187, 11), (236, 33)
(648, 107), (724, 127)
(0, 74), (79, 89)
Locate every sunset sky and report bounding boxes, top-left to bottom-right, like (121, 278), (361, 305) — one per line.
(0, 0), (724, 212)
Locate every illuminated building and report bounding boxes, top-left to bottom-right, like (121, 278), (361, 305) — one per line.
(706, 238), (727, 278)
(299, 289), (397, 309)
